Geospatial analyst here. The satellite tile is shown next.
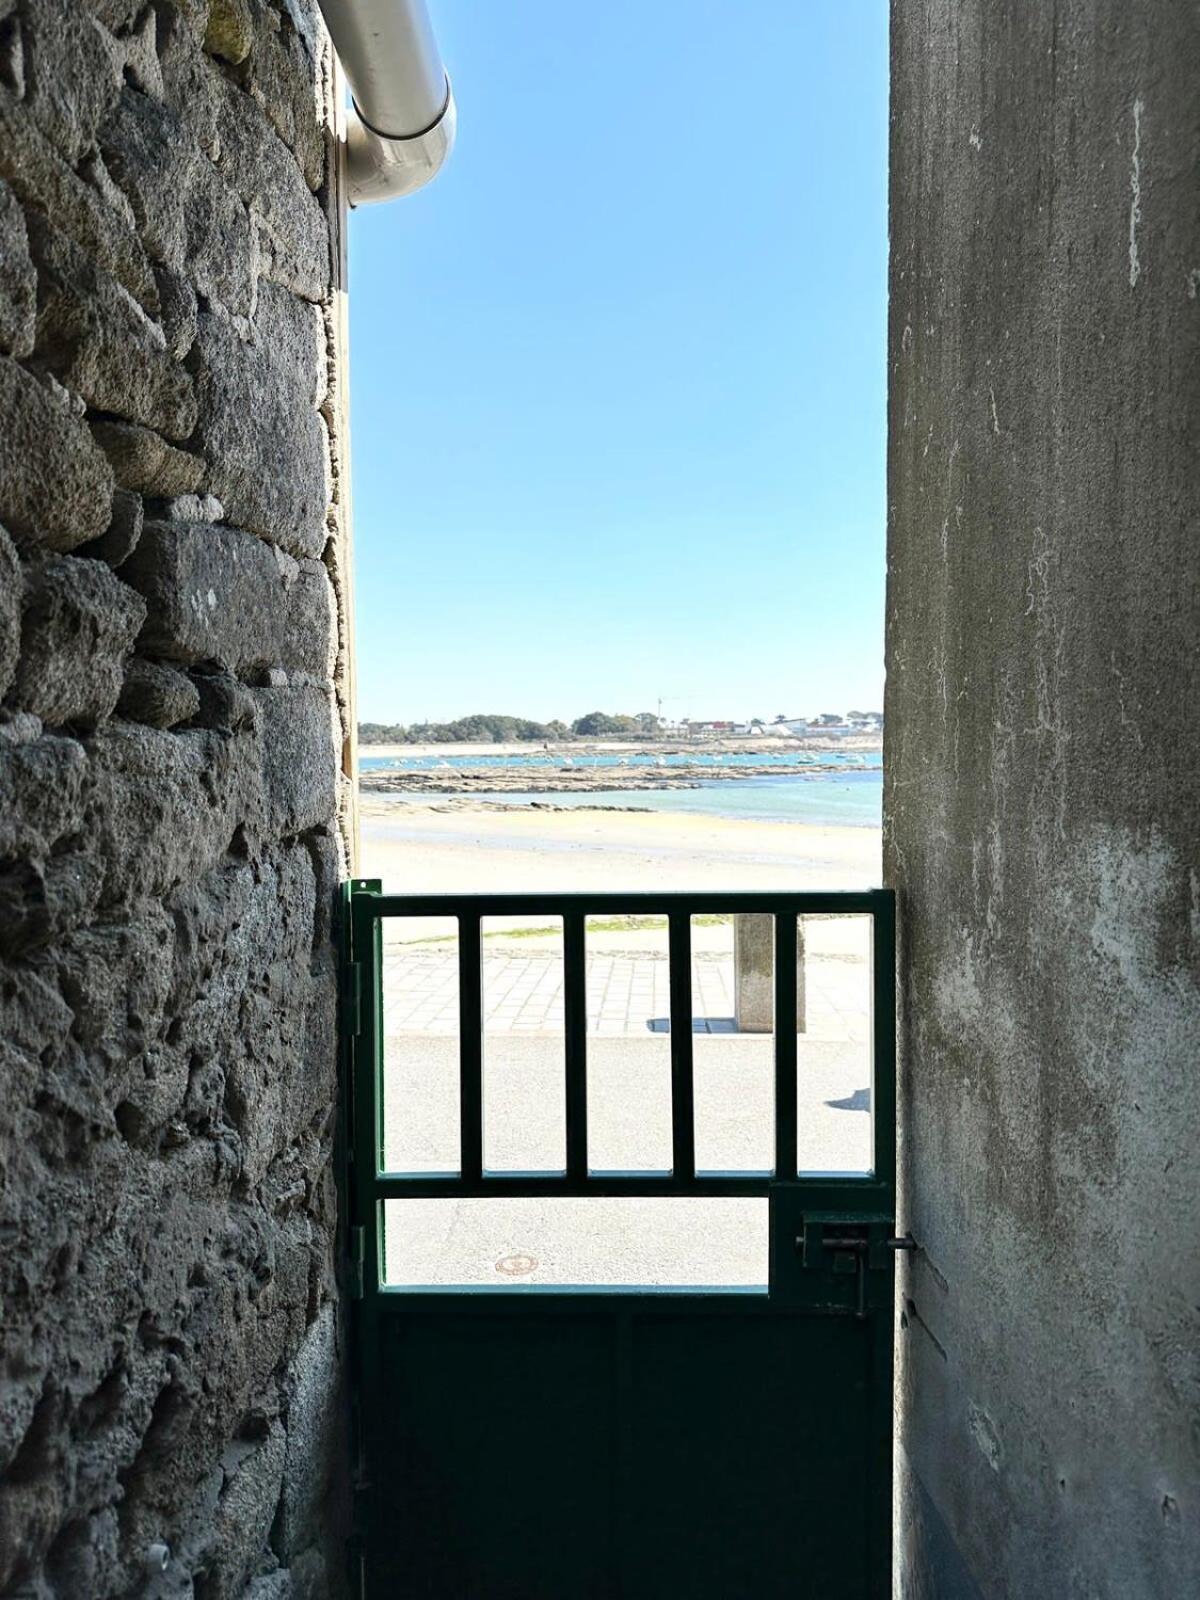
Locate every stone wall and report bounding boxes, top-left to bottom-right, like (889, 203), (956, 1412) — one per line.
(886, 4), (1199, 1597)
(0, 0), (353, 1592)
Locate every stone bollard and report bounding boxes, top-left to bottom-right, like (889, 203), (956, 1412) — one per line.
(733, 914), (806, 1033)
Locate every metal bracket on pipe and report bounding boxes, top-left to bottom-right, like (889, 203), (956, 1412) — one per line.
(346, 82), (456, 206)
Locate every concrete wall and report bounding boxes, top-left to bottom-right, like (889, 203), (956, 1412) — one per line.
(886, 4), (1199, 1597)
(0, 0), (354, 1592)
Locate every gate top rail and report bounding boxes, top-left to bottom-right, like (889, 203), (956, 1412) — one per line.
(350, 887), (891, 918)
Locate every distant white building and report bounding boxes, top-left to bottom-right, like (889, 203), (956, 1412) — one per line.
(778, 713), (882, 738)
(686, 719), (753, 738)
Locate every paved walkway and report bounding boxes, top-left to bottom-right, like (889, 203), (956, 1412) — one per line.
(380, 942), (869, 1042)
(381, 947), (736, 1035)
(378, 928), (875, 1288)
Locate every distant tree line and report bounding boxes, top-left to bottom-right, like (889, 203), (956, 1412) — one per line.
(357, 709), (880, 745)
(570, 711), (660, 736)
(358, 711), (662, 745)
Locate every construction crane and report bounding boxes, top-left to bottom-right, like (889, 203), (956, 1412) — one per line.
(656, 694), (694, 725)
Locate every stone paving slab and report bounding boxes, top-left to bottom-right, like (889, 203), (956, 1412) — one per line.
(376, 932), (874, 1289)
(381, 945), (870, 1042)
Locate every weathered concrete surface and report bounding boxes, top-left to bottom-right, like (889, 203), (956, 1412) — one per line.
(732, 913), (805, 1033)
(0, 0), (354, 1593)
(886, 6), (1200, 1597)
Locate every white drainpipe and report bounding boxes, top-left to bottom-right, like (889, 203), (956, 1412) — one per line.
(317, 0), (455, 206)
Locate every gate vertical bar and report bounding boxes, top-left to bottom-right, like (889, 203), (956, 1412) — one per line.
(564, 913), (588, 1181)
(458, 914), (483, 1181)
(668, 913), (694, 1179)
(345, 881), (384, 1596)
(869, 891), (896, 1192)
(347, 882), (384, 1289)
(773, 912), (798, 1178)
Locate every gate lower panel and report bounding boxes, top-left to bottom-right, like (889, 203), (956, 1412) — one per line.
(365, 1296), (890, 1600)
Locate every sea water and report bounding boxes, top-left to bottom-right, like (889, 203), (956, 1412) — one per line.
(360, 749), (877, 773)
(360, 753), (883, 829)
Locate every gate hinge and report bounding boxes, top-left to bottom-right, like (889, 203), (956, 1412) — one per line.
(342, 960), (364, 1037)
(348, 1225), (366, 1299)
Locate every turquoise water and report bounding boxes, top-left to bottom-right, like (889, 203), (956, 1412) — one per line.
(361, 749), (878, 773)
(371, 770), (883, 828)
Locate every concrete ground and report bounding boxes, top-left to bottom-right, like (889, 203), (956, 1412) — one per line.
(380, 918), (873, 1288)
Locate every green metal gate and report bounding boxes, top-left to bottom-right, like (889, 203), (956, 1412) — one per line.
(342, 883), (897, 1598)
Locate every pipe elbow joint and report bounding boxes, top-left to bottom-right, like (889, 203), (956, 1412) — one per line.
(346, 81), (456, 207)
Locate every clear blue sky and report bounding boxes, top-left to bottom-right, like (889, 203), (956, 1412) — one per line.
(349, 0), (888, 726)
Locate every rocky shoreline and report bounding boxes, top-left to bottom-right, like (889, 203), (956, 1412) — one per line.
(364, 798), (657, 813)
(360, 758), (874, 797)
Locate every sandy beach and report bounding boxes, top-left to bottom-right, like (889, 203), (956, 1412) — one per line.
(359, 797), (882, 894)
